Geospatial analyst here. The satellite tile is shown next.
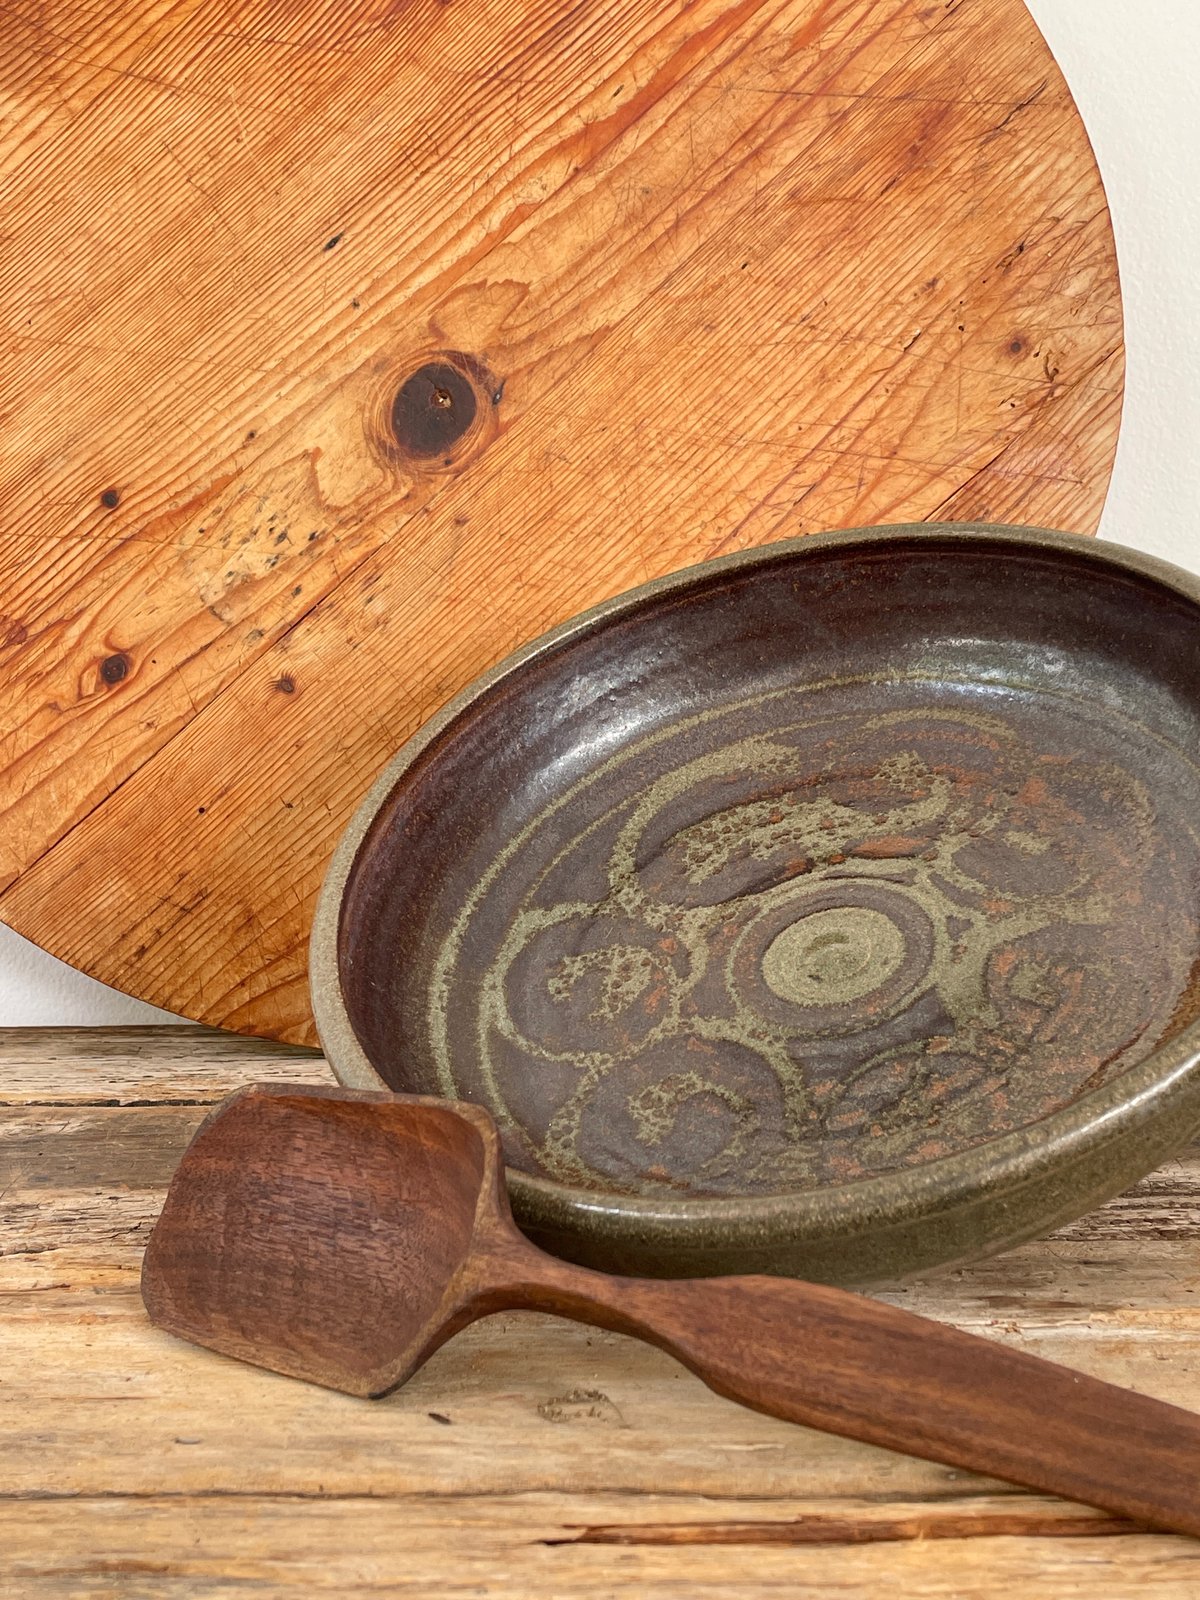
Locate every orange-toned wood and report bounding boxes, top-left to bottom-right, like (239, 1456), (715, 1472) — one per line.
(0, 0), (1124, 1043)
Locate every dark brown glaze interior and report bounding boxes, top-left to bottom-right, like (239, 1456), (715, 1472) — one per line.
(336, 536), (1200, 1200)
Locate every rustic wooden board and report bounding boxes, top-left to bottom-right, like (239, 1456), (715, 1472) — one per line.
(4, 1028), (1200, 1598)
(0, 0), (1124, 1043)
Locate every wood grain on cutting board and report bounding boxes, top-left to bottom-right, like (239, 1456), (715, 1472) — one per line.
(0, 0), (1124, 1042)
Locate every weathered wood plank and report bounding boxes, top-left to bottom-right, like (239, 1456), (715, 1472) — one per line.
(8, 1496), (1200, 1600)
(9, 1496), (1200, 1600)
(0, 1026), (327, 1105)
(3, 1027), (1199, 1596)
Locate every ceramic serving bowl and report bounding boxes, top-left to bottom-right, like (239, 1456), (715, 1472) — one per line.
(311, 524), (1200, 1283)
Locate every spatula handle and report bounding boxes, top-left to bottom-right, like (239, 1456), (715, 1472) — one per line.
(499, 1256), (1200, 1536)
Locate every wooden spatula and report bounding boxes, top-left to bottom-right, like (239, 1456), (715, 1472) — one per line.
(142, 1085), (1200, 1537)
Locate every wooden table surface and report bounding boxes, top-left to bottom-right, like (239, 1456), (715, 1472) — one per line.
(3, 1027), (1199, 1598)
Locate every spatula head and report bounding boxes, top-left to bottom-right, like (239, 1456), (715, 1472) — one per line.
(141, 1085), (504, 1395)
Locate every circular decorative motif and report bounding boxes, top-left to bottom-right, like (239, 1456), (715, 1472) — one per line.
(726, 881), (938, 1040)
(495, 908), (689, 1060)
(761, 908), (906, 1008)
(425, 683), (1200, 1198)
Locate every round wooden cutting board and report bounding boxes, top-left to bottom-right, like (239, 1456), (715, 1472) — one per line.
(0, 0), (1124, 1044)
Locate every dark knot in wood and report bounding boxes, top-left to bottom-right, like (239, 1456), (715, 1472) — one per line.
(391, 361), (479, 459)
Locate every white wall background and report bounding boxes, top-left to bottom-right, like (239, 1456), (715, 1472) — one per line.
(2, 0), (1198, 1025)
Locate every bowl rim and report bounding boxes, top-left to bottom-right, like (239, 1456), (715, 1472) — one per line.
(310, 521), (1200, 1247)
